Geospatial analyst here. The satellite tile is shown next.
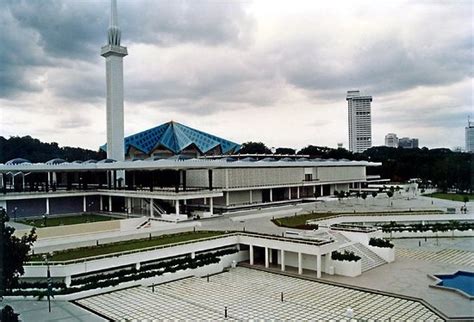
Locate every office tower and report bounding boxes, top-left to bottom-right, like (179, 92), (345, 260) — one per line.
(347, 90), (373, 153)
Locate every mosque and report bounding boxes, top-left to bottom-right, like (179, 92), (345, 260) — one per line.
(0, 0), (381, 221)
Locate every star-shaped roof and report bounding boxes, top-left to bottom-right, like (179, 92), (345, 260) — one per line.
(101, 121), (240, 155)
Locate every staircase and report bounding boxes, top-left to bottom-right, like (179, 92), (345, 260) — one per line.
(143, 199), (167, 217)
(339, 243), (387, 272)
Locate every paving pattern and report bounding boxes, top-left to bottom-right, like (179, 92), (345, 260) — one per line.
(396, 248), (474, 266)
(76, 267), (442, 321)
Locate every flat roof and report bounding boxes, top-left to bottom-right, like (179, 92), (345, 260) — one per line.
(0, 159), (381, 173)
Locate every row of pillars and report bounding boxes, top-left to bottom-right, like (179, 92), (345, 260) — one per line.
(249, 245), (322, 278)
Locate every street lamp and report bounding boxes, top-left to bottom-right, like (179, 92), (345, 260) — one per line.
(12, 207), (18, 222)
(42, 214), (47, 227)
(43, 254), (52, 313)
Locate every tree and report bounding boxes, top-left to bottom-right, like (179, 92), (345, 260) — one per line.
(1, 305), (19, 322)
(275, 147), (295, 155)
(238, 142), (271, 154)
(0, 207), (37, 292)
(371, 191), (378, 205)
(386, 190), (394, 206)
(361, 192), (367, 206)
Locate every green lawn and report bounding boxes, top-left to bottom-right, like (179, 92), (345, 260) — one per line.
(273, 209), (446, 229)
(30, 231), (226, 261)
(19, 214), (116, 227)
(426, 193), (473, 202)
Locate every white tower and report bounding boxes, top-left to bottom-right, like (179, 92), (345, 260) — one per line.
(347, 90), (373, 153)
(101, 0), (127, 162)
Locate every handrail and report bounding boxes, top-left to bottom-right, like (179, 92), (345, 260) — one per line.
(25, 231), (334, 266)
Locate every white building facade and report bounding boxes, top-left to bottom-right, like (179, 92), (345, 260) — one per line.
(384, 133), (399, 148)
(466, 120), (474, 153)
(347, 90), (373, 153)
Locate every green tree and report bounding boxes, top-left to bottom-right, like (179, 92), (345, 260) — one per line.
(386, 190), (394, 206)
(1, 208), (37, 293)
(275, 147), (296, 155)
(239, 142), (271, 154)
(1, 305), (19, 322)
(361, 192), (368, 206)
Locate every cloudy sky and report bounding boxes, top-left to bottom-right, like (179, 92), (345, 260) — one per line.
(0, 0), (472, 151)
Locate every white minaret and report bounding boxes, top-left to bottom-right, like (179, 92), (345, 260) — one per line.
(101, 0), (127, 162)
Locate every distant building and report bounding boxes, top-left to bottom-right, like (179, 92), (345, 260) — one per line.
(398, 137), (419, 149)
(384, 133), (399, 148)
(347, 90), (372, 153)
(337, 143), (343, 149)
(466, 119), (474, 153)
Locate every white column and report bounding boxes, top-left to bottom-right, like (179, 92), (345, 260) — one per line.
(313, 186), (316, 194)
(225, 192), (230, 206)
(100, 196), (103, 211)
(249, 245), (254, 265)
(281, 250), (285, 271)
(45, 198), (50, 215)
(298, 252), (303, 274)
(47, 172), (51, 186)
(297, 187), (300, 199)
(269, 189), (273, 202)
(249, 190), (253, 203)
(320, 185), (323, 196)
(289, 187), (292, 200)
(83, 195), (87, 212)
(52, 172), (57, 186)
(22, 175), (25, 191)
(265, 247), (269, 268)
(209, 197), (214, 215)
(316, 254), (322, 278)
(203, 197), (207, 205)
(108, 196), (112, 212)
(175, 200), (180, 215)
(127, 197), (132, 214)
(150, 198), (154, 217)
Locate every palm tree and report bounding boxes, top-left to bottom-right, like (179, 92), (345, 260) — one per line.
(371, 191), (377, 205)
(361, 192), (367, 207)
(386, 190), (394, 206)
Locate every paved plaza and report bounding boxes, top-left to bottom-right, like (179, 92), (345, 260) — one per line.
(77, 267), (442, 321)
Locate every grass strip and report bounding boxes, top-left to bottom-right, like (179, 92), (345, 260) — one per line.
(19, 214), (116, 227)
(30, 231), (225, 261)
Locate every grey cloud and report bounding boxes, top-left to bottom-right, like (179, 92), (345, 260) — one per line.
(0, 0), (254, 98)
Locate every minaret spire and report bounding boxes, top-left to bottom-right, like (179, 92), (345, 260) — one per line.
(101, 0), (127, 165)
(108, 0), (121, 46)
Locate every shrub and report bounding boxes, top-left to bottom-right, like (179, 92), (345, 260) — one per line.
(369, 238), (393, 248)
(331, 250), (361, 262)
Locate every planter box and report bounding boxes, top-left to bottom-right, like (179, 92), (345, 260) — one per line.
(367, 245), (395, 262)
(326, 258), (361, 277)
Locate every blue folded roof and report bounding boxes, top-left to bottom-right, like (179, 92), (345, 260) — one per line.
(101, 121), (240, 155)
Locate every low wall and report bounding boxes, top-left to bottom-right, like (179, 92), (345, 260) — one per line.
(367, 245), (395, 262)
(382, 229), (474, 239)
(10, 251), (249, 301)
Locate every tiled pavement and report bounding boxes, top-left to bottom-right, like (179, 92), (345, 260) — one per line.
(396, 248), (474, 266)
(76, 267), (442, 321)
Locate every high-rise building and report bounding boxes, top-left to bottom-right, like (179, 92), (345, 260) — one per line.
(347, 90), (372, 153)
(101, 0), (127, 163)
(384, 133), (399, 148)
(466, 118), (474, 153)
(398, 137), (419, 149)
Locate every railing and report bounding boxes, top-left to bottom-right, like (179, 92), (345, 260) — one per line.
(25, 231), (335, 266)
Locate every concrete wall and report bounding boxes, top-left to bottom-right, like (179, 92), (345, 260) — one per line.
(316, 166), (365, 182)
(229, 191), (251, 205)
(227, 168), (305, 188)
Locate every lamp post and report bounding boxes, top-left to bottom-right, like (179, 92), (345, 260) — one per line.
(43, 254), (52, 313)
(42, 214), (47, 227)
(12, 207), (17, 222)
(0, 206), (8, 302)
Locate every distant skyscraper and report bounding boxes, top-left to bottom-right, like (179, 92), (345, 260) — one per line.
(398, 137), (419, 149)
(466, 118), (474, 153)
(101, 0), (127, 162)
(347, 90), (372, 153)
(385, 133), (399, 148)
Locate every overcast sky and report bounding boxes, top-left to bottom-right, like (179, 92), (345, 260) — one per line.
(0, 0), (472, 151)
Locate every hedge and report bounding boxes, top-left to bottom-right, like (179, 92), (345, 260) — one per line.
(368, 237), (393, 248)
(331, 250), (361, 262)
(10, 248), (238, 297)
